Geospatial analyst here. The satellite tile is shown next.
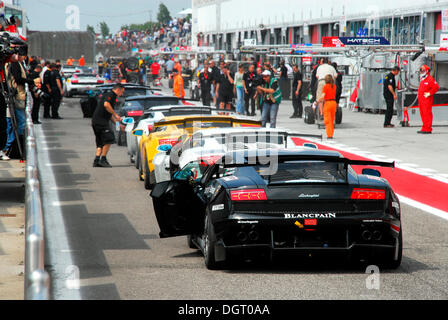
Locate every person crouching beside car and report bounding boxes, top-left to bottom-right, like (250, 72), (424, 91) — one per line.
(92, 83), (125, 168)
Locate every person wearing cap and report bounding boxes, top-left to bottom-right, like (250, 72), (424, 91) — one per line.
(417, 65), (439, 134)
(172, 69), (185, 99)
(383, 66), (400, 128)
(257, 70), (282, 128)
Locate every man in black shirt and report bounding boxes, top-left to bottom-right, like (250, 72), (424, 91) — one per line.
(383, 66), (400, 128)
(291, 64), (303, 118)
(49, 64), (64, 119)
(243, 64), (257, 116)
(198, 61), (213, 106)
(92, 83), (125, 168)
(280, 61), (288, 79)
(209, 60), (220, 106)
(216, 64), (234, 111)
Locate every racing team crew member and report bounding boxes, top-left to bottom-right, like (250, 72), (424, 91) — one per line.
(216, 64), (234, 111)
(92, 83), (125, 168)
(198, 61), (213, 106)
(150, 60), (161, 85)
(172, 69), (185, 99)
(317, 75), (338, 139)
(243, 64), (257, 116)
(383, 66), (400, 128)
(418, 65), (439, 134)
(49, 63), (64, 119)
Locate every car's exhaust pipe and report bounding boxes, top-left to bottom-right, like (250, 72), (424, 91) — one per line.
(361, 230), (372, 241)
(373, 230), (382, 241)
(248, 231), (259, 241)
(237, 232), (248, 243)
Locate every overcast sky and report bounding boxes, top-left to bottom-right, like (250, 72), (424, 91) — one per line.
(21, 0), (191, 33)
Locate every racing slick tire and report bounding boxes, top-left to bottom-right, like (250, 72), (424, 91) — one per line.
(381, 230), (403, 270)
(125, 57), (139, 70)
(143, 152), (153, 190)
(304, 106), (315, 124)
(335, 106), (343, 125)
(187, 235), (197, 249)
(203, 215), (224, 270)
(117, 131), (126, 146)
(138, 152), (144, 181)
(127, 73), (140, 84)
(135, 148), (141, 169)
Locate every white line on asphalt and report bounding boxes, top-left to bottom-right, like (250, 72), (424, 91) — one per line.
(52, 200), (85, 207)
(397, 194), (448, 221)
(36, 127), (82, 300)
(313, 140), (448, 218)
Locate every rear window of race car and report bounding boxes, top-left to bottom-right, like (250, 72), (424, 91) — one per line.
(124, 98), (180, 110)
(192, 133), (285, 147)
(255, 161), (347, 184)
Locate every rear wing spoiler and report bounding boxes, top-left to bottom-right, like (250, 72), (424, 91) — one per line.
(195, 131), (322, 145)
(154, 117), (262, 128)
(143, 107), (214, 116)
(222, 155), (395, 169)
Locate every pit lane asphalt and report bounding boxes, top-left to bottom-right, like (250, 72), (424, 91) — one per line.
(38, 97), (448, 300)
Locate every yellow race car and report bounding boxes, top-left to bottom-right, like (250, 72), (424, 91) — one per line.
(133, 115), (261, 189)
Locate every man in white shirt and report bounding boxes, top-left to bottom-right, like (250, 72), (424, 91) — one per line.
(316, 59), (337, 118)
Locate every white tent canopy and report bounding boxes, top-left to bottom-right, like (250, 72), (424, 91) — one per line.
(178, 8), (192, 15)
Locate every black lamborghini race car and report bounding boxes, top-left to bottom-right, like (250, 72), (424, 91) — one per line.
(150, 149), (402, 270)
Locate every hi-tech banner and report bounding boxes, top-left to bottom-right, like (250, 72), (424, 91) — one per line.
(339, 37), (390, 45)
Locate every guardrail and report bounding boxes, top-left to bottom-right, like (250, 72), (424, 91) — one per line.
(24, 90), (50, 300)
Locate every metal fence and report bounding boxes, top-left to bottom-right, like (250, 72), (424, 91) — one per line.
(24, 90), (50, 300)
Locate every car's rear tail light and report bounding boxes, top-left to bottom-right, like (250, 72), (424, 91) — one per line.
(127, 110), (143, 117)
(147, 124), (153, 132)
(351, 188), (386, 200)
(75, 70), (80, 73)
(97, 80), (104, 84)
(158, 138), (179, 146)
(230, 189), (267, 201)
(71, 79), (79, 84)
(197, 155), (222, 165)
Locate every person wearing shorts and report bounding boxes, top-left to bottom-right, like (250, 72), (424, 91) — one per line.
(216, 64), (234, 111)
(91, 83), (125, 168)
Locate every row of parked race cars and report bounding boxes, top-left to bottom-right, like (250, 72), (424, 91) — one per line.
(78, 84), (403, 270)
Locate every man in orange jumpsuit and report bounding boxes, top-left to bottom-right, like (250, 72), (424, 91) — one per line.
(173, 69), (185, 99)
(417, 65), (439, 134)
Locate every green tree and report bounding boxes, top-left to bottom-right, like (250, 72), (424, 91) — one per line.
(87, 24), (95, 35)
(157, 3), (171, 24)
(99, 21), (110, 38)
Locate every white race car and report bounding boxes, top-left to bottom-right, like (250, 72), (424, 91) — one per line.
(152, 128), (321, 184)
(66, 73), (105, 97)
(126, 105), (217, 167)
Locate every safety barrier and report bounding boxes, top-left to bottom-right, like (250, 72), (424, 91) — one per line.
(24, 90), (50, 300)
